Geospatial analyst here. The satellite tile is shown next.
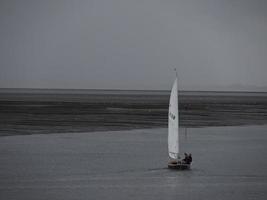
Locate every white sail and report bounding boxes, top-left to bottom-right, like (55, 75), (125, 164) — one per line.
(168, 78), (179, 159)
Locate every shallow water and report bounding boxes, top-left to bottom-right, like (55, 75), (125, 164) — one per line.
(1, 90), (267, 136)
(0, 125), (266, 200)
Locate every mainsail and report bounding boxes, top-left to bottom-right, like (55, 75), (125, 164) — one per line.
(168, 78), (179, 159)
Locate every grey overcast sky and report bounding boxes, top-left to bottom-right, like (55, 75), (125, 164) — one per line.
(0, 0), (266, 91)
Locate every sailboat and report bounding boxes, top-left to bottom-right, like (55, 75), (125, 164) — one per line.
(167, 73), (191, 170)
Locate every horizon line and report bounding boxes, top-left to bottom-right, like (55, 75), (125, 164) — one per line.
(0, 87), (266, 93)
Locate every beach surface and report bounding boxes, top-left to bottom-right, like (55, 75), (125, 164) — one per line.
(1, 125), (267, 200)
(1, 90), (267, 136)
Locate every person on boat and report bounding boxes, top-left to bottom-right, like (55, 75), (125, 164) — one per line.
(188, 153), (192, 164)
(182, 153), (189, 164)
(182, 153), (192, 164)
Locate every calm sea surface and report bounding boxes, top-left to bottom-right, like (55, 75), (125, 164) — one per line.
(0, 126), (266, 200)
(0, 89), (267, 199)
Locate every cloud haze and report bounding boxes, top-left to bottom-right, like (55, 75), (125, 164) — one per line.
(0, 0), (266, 91)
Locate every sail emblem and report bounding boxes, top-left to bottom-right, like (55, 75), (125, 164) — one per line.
(169, 112), (176, 120)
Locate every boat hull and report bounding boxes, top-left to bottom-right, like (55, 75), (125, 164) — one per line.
(168, 162), (191, 170)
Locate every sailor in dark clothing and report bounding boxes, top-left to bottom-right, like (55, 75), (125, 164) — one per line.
(182, 153), (188, 164)
(188, 153), (192, 164)
(182, 153), (192, 164)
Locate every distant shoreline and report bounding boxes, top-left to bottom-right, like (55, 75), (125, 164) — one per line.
(0, 88), (267, 96)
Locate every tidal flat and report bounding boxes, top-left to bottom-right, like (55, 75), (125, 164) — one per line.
(0, 90), (267, 136)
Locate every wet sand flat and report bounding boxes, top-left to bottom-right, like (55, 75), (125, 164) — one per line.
(0, 125), (267, 200)
(1, 90), (267, 136)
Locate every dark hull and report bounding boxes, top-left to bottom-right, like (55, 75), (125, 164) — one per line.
(168, 163), (191, 170)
